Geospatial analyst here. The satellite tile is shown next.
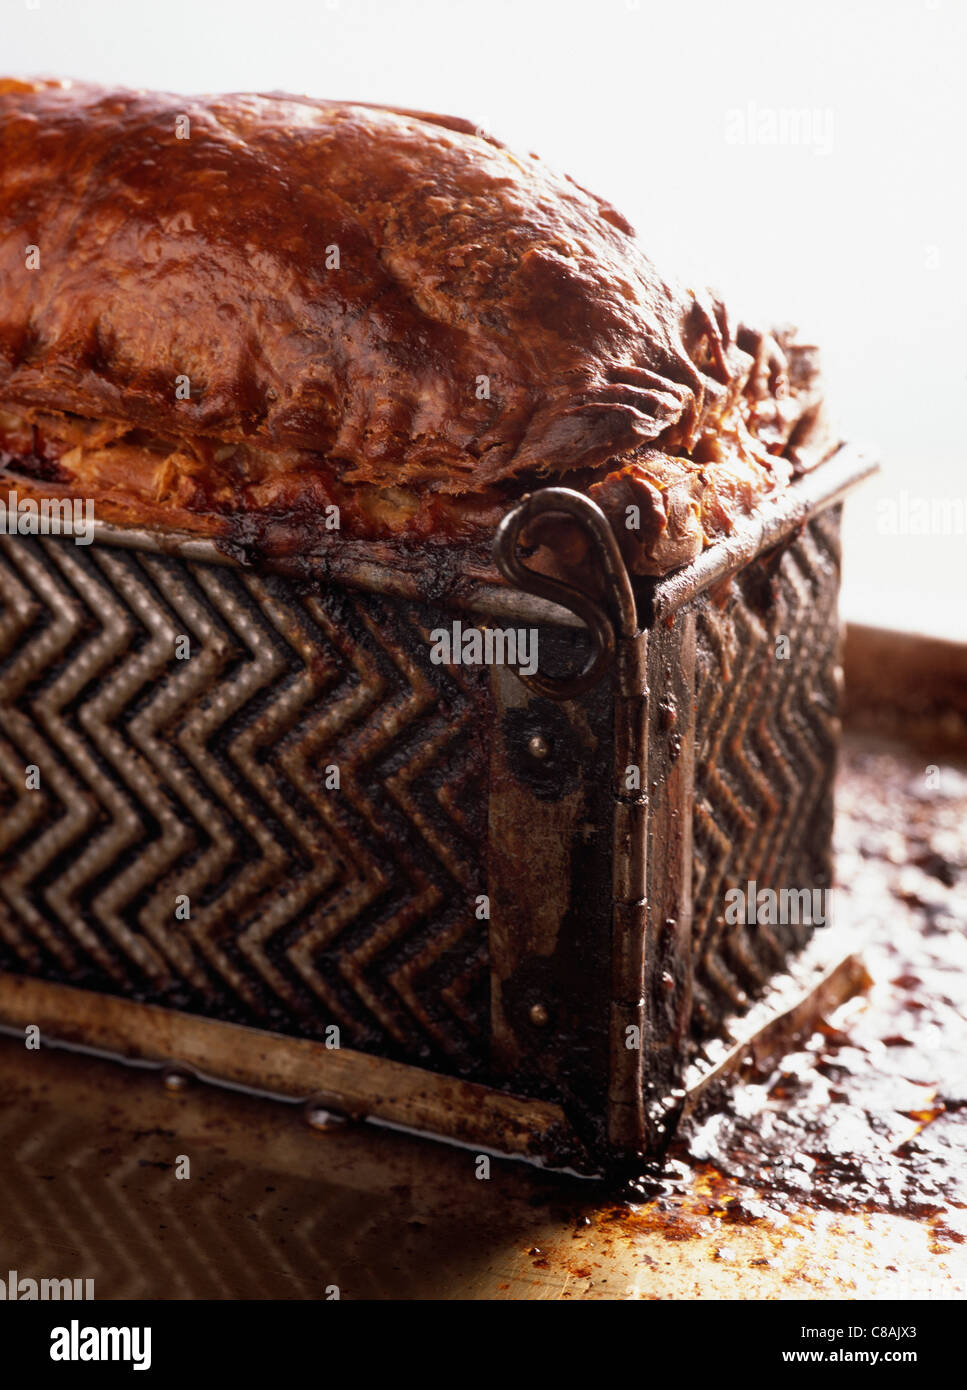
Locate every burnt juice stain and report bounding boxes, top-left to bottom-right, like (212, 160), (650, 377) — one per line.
(624, 739), (967, 1229)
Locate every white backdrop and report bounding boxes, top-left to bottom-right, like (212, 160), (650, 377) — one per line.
(4, 0), (965, 636)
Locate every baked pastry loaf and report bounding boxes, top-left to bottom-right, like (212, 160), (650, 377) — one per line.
(0, 78), (832, 575)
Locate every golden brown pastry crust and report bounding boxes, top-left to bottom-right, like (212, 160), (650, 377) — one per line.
(0, 78), (832, 573)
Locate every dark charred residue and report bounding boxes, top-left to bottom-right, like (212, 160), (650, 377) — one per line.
(214, 504), (493, 597)
(665, 737), (967, 1229)
(0, 452), (69, 483)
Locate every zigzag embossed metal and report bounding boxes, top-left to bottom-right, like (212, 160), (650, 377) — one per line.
(690, 506), (841, 1038)
(0, 536), (490, 1072)
(0, 446), (876, 1171)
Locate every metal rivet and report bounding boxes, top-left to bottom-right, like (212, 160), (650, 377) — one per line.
(161, 1067), (191, 1093)
(529, 1002), (549, 1027)
(527, 733), (551, 760)
(303, 1099), (347, 1131)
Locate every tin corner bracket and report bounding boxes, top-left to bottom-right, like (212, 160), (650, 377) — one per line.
(493, 487), (639, 700)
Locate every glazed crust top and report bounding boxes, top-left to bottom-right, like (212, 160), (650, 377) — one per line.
(0, 79), (832, 575)
(0, 78), (770, 493)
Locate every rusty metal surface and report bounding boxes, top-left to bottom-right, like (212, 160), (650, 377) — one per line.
(635, 609), (696, 1149)
(0, 972), (576, 1161)
(0, 452), (870, 1170)
(486, 642), (615, 1161)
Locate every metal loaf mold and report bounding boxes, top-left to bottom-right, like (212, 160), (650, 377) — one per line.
(0, 444), (876, 1173)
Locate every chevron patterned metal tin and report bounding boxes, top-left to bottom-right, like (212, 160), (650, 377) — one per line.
(0, 446), (875, 1171)
(689, 504), (841, 1039)
(0, 539), (491, 1073)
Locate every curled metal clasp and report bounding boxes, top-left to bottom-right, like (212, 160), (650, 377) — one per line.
(492, 487), (638, 700)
